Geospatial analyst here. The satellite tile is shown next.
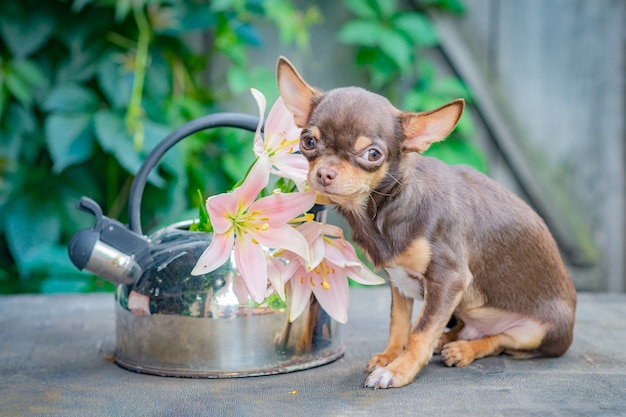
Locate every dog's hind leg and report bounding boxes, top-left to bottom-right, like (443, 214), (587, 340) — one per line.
(441, 316), (548, 367)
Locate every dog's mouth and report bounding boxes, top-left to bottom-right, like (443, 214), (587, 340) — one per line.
(314, 186), (371, 210)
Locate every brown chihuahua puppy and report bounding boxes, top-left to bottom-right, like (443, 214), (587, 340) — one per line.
(276, 57), (577, 389)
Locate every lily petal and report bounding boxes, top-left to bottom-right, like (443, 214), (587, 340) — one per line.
(206, 192), (238, 234)
(266, 254), (286, 300)
(252, 224), (312, 265)
(250, 191), (316, 226)
(265, 96), (301, 150)
(269, 153), (309, 190)
(324, 239), (361, 268)
(234, 155), (270, 209)
(233, 272), (251, 305)
(251, 88), (266, 154)
(234, 235), (268, 303)
(287, 267), (313, 323)
(296, 222), (325, 267)
(191, 231), (235, 275)
(345, 264), (386, 286)
(312, 269), (350, 324)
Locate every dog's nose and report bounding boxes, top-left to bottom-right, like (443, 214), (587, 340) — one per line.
(316, 168), (337, 186)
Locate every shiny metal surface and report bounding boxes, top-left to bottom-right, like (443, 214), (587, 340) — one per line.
(114, 300), (344, 378)
(113, 221), (344, 378)
(85, 241), (141, 285)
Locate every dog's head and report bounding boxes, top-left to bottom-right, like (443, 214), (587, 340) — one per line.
(277, 57), (464, 210)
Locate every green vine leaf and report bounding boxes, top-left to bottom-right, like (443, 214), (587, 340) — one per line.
(372, 0), (396, 19)
(338, 20), (382, 47)
(3, 194), (62, 277)
(342, 0), (378, 19)
(378, 26), (413, 72)
(45, 113), (94, 173)
(0, 9), (55, 59)
(94, 109), (165, 187)
(97, 57), (133, 109)
(43, 84), (99, 114)
(391, 12), (438, 47)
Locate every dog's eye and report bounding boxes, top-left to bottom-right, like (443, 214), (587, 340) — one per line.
(301, 135), (316, 151)
(365, 148), (382, 162)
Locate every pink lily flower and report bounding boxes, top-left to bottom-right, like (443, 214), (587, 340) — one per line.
(282, 222), (385, 324)
(251, 88), (309, 190)
(191, 156), (316, 303)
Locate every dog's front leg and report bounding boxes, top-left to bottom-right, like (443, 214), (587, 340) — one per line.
(365, 275), (465, 389)
(366, 284), (413, 372)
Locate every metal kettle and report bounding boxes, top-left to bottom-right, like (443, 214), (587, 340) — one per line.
(67, 113), (259, 286)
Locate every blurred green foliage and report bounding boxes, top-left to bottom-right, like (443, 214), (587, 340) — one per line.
(0, 0), (482, 294)
(0, 0), (320, 293)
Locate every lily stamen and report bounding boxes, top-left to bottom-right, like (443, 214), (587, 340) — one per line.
(289, 213), (315, 224)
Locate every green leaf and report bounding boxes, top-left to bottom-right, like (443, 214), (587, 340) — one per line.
(433, 77), (472, 101)
(11, 60), (47, 88)
(402, 90), (426, 111)
(4, 72), (32, 105)
(226, 66), (251, 94)
(178, 2), (216, 32)
(114, 0), (134, 22)
(338, 20), (382, 47)
(71, 0), (96, 13)
(420, 0), (465, 14)
(454, 111), (476, 138)
(43, 84), (100, 114)
(221, 150), (255, 184)
(342, 0), (378, 19)
(378, 27), (413, 72)
(45, 113), (94, 173)
(3, 194), (62, 277)
(22, 244), (85, 282)
(40, 274), (91, 293)
(189, 189), (212, 232)
(94, 110), (165, 187)
(0, 84), (8, 119)
(144, 54), (172, 102)
(416, 59), (437, 87)
(143, 119), (182, 178)
(392, 12), (438, 46)
(0, 104), (37, 166)
(97, 56), (133, 109)
(0, 9), (55, 58)
(57, 166), (103, 236)
(372, 0), (396, 19)
(355, 48), (397, 88)
(56, 43), (101, 84)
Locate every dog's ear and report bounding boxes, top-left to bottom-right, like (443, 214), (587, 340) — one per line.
(277, 56), (318, 127)
(400, 99), (465, 153)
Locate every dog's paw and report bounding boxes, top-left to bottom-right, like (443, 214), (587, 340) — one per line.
(433, 337), (446, 355)
(365, 352), (395, 372)
(364, 367), (395, 389)
(441, 341), (475, 367)
(364, 365), (415, 389)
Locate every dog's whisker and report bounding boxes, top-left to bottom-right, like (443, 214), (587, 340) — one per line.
(371, 189), (394, 197)
(368, 194), (378, 219)
(388, 173), (403, 187)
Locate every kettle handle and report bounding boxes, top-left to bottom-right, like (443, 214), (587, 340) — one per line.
(127, 112), (260, 235)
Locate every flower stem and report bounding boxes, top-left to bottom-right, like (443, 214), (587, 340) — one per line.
(126, 5), (151, 151)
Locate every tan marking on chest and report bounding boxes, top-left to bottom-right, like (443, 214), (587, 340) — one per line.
(384, 238), (432, 300)
(387, 237), (432, 275)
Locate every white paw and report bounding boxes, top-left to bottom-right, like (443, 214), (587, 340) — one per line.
(364, 367), (394, 389)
